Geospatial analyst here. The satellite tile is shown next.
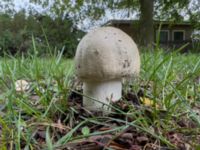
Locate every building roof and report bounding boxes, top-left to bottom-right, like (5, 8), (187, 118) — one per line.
(105, 19), (192, 26)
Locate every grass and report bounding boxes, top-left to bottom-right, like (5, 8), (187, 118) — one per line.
(0, 49), (200, 149)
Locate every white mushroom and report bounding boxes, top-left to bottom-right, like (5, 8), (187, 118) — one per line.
(75, 27), (140, 111)
(15, 80), (30, 92)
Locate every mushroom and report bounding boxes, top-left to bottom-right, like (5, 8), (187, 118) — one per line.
(75, 27), (140, 112)
(15, 79), (30, 92)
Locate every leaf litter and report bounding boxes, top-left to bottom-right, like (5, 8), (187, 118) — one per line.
(1, 78), (200, 150)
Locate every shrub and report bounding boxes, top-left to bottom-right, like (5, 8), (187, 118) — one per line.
(0, 12), (85, 57)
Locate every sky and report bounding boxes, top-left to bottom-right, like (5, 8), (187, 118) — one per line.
(13, 0), (52, 14)
(13, 0), (30, 11)
(11, 0), (199, 14)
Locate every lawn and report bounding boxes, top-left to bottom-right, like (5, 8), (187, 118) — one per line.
(0, 50), (200, 149)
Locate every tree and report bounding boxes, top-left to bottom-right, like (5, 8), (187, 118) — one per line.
(28, 0), (199, 48)
(139, 0), (154, 47)
(0, 10), (84, 57)
(0, 0), (15, 15)
(1, 0), (199, 47)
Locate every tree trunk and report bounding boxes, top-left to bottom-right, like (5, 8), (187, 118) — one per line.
(139, 0), (154, 48)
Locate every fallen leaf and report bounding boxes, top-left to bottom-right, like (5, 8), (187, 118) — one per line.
(140, 97), (159, 108)
(130, 145), (142, 150)
(99, 127), (112, 131)
(136, 136), (149, 144)
(109, 141), (129, 150)
(120, 133), (133, 140)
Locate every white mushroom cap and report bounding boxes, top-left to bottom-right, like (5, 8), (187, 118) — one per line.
(75, 27), (140, 81)
(15, 80), (30, 92)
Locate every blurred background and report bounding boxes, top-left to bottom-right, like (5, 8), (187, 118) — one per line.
(0, 0), (199, 57)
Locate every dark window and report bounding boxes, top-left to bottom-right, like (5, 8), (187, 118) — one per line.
(159, 31), (169, 42)
(173, 31), (184, 41)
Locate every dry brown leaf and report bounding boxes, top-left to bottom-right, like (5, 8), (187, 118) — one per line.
(109, 141), (129, 150)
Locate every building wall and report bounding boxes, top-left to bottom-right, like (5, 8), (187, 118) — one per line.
(108, 23), (193, 46)
(154, 24), (193, 41)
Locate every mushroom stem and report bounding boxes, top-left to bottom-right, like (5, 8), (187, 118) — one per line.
(83, 79), (122, 111)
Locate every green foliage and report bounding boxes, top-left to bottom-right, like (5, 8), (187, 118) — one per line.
(28, 0), (199, 47)
(0, 51), (200, 149)
(29, 0), (199, 25)
(0, 11), (84, 57)
(191, 40), (200, 53)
